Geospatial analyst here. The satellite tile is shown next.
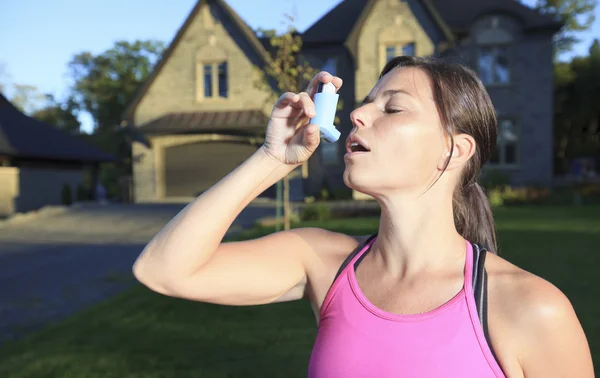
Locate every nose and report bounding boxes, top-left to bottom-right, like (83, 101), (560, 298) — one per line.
(350, 104), (370, 129)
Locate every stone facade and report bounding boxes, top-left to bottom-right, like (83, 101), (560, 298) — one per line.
(448, 14), (555, 185)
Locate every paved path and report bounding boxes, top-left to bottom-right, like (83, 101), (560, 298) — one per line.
(0, 202), (277, 346)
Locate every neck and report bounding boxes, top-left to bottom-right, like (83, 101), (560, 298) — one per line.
(372, 187), (466, 278)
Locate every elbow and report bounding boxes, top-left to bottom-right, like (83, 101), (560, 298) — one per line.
(132, 256), (173, 296)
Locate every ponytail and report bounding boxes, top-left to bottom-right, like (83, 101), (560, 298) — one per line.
(453, 182), (497, 253)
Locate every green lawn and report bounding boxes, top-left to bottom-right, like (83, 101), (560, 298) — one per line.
(0, 205), (598, 377)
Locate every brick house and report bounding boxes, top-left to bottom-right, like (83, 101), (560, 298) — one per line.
(123, 0), (561, 203)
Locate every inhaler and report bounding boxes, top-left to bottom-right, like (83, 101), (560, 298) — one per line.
(310, 82), (341, 143)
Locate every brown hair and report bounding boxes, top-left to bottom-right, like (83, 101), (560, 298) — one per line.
(379, 56), (498, 253)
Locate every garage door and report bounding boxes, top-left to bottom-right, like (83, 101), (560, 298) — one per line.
(165, 141), (272, 197)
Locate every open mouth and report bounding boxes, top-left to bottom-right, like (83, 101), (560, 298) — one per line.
(349, 142), (370, 153)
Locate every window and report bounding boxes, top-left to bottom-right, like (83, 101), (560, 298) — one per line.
(203, 64), (213, 97)
(478, 46), (509, 85)
(218, 62), (228, 98)
(199, 61), (228, 100)
(385, 42), (416, 62)
(490, 119), (519, 165)
(402, 42), (415, 57)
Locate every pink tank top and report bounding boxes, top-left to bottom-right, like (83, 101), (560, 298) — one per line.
(308, 238), (506, 378)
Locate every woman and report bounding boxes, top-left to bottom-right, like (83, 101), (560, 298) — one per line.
(133, 56), (594, 377)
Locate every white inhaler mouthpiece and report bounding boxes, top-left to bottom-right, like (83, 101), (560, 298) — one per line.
(310, 82), (341, 143)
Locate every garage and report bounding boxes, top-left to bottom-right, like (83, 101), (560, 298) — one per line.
(164, 141), (260, 197)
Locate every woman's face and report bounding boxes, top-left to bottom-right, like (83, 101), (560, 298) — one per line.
(343, 66), (449, 198)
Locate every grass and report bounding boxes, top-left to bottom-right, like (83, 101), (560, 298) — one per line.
(0, 205), (598, 377)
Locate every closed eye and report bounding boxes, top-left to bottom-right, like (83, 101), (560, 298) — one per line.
(385, 108), (403, 114)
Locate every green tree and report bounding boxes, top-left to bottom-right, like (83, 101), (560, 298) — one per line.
(532, 0), (597, 54)
(67, 39), (165, 198)
(0, 62), (9, 93)
(255, 16), (317, 231)
(31, 94), (81, 135)
(68, 40), (165, 133)
(553, 39), (600, 172)
(10, 84), (46, 115)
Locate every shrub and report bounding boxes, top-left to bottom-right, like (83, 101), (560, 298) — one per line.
(481, 169), (511, 190)
(300, 203), (331, 221)
(61, 184), (73, 205)
(331, 188), (353, 200)
(76, 184), (89, 201)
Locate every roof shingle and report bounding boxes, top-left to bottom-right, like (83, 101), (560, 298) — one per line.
(138, 110), (269, 135)
(301, 0), (562, 45)
(0, 94), (115, 163)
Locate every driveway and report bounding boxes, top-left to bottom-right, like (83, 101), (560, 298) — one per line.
(0, 201), (277, 346)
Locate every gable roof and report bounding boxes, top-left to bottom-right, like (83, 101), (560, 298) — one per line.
(122, 0), (268, 123)
(429, 0), (562, 34)
(0, 94), (115, 163)
(302, 0), (561, 45)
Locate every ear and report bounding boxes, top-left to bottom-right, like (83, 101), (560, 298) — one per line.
(437, 133), (476, 171)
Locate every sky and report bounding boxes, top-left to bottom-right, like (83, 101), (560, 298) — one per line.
(1, 0), (598, 133)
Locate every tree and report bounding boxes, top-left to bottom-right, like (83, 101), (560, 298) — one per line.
(68, 40), (165, 133)
(31, 94), (81, 135)
(67, 39), (165, 198)
(0, 62), (10, 93)
(553, 39), (600, 172)
(255, 16), (317, 231)
(10, 84), (46, 115)
(532, 0), (597, 55)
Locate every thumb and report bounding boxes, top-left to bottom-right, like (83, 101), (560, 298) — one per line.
(303, 124), (320, 150)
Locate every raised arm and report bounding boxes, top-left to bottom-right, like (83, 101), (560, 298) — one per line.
(133, 72), (344, 306)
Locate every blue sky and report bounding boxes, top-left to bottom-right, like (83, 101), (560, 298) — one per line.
(1, 0), (598, 133)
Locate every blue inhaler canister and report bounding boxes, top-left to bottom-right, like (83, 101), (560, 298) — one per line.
(310, 82), (341, 143)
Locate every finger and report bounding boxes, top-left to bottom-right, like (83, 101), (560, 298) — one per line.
(306, 71), (333, 97)
(274, 92), (300, 109)
(331, 76), (343, 92)
(306, 72), (344, 98)
(303, 123), (320, 151)
(297, 92), (316, 117)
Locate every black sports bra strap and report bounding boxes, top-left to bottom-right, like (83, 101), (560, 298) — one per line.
(333, 233), (378, 282)
(472, 242), (500, 364)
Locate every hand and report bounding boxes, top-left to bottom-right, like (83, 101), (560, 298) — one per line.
(261, 71), (343, 165)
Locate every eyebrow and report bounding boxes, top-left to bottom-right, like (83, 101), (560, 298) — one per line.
(361, 89), (413, 106)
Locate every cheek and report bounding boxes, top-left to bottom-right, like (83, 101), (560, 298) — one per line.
(377, 120), (446, 175)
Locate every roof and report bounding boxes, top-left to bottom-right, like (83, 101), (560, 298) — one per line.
(302, 0), (561, 45)
(122, 0), (269, 123)
(302, 0), (367, 44)
(138, 110), (269, 135)
(429, 0), (562, 34)
(0, 94), (115, 163)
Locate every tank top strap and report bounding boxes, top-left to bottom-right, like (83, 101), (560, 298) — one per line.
(332, 233), (378, 282)
(464, 240), (475, 291)
(319, 233), (378, 320)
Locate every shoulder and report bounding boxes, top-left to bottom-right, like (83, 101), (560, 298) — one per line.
(485, 253), (576, 328)
(485, 253), (594, 376)
(287, 227), (371, 271)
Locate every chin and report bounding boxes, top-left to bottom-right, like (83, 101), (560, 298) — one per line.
(343, 168), (378, 197)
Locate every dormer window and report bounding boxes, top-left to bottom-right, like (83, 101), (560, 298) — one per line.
(200, 61), (228, 99)
(478, 46), (509, 85)
(386, 42), (416, 62)
(195, 43), (229, 102)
